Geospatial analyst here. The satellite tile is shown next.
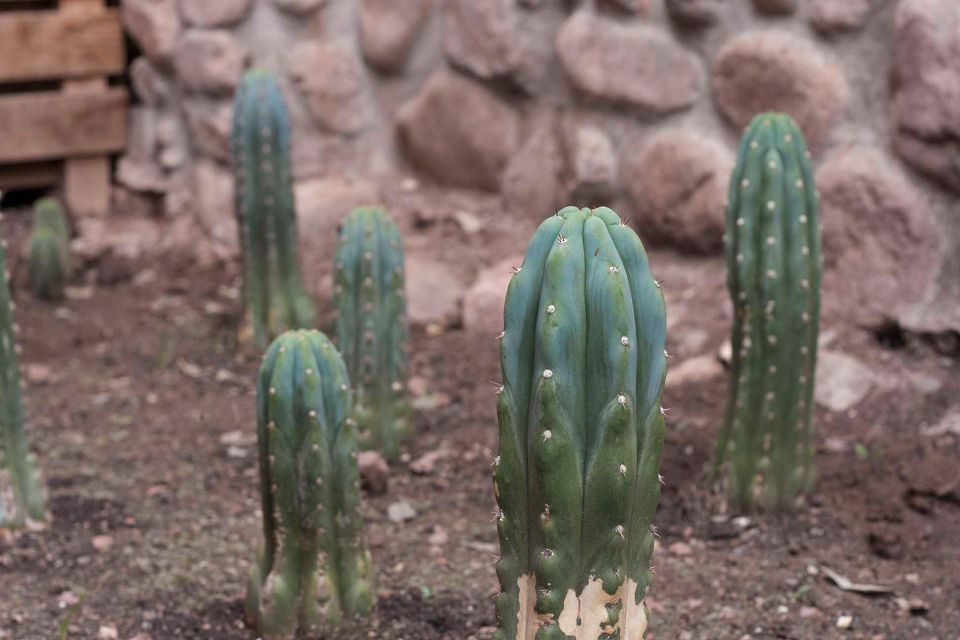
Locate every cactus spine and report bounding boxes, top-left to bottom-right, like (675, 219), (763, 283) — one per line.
(0, 216), (45, 526)
(246, 330), (373, 638)
(233, 70), (314, 349)
(28, 197), (71, 301)
(333, 207), (410, 460)
(713, 113), (822, 509)
(493, 206), (667, 640)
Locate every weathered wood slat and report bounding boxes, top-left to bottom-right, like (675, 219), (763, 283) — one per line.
(0, 88), (126, 163)
(0, 6), (123, 82)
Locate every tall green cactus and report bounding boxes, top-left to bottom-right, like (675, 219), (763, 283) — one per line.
(0, 216), (45, 526)
(332, 207), (410, 460)
(28, 197), (71, 301)
(493, 206), (667, 640)
(713, 113), (822, 509)
(233, 69), (315, 349)
(246, 330), (373, 639)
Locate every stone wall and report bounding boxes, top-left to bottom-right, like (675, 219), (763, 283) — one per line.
(116, 0), (960, 330)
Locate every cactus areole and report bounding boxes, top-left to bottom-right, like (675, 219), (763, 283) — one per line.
(714, 113), (822, 509)
(333, 207), (410, 460)
(493, 206), (668, 640)
(0, 219), (45, 526)
(246, 330), (373, 638)
(232, 70), (315, 349)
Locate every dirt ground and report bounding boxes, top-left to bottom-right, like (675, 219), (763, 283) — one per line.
(1, 185), (958, 640)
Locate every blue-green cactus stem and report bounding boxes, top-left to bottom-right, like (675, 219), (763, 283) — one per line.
(245, 330), (373, 639)
(493, 206), (667, 640)
(28, 197), (71, 301)
(713, 113), (822, 510)
(233, 69), (315, 349)
(0, 216), (45, 527)
(332, 207), (410, 460)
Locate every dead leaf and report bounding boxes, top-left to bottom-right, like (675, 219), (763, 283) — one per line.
(821, 566), (894, 596)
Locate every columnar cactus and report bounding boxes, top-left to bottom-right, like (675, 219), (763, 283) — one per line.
(246, 330), (373, 639)
(493, 206), (668, 640)
(28, 197), (71, 301)
(713, 113), (822, 509)
(0, 215), (45, 526)
(233, 69), (315, 349)
(332, 207), (410, 460)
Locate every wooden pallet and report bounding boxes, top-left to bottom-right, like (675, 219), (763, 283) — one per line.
(0, 0), (126, 216)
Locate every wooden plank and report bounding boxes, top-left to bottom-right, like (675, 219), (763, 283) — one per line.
(0, 161), (59, 190)
(0, 87), (126, 163)
(0, 6), (123, 82)
(63, 76), (110, 216)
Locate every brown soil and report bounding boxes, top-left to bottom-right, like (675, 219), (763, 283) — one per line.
(1, 187), (958, 640)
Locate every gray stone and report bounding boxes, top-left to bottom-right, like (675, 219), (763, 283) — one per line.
(117, 156), (167, 194)
(183, 100), (232, 162)
(129, 57), (171, 106)
(443, 0), (530, 83)
(891, 0), (960, 193)
(501, 110), (564, 219)
(122, 0), (180, 63)
(396, 71), (519, 191)
(359, 0), (432, 73)
(624, 131), (731, 254)
(173, 31), (247, 96)
(295, 176), (381, 244)
(358, 451), (389, 495)
(462, 257), (522, 337)
(178, 0), (251, 27)
(809, 0), (881, 33)
(191, 160), (237, 259)
(117, 106), (166, 193)
(815, 351), (875, 412)
(387, 500), (417, 523)
(908, 371), (942, 396)
(712, 31), (847, 147)
(666, 0), (724, 26)
(556, 11), (703, 114)
(563, 122), (618, 205)
(818, 148), (940, 326)
(288, 42), (368, 135)
(405, 255), (464, 327)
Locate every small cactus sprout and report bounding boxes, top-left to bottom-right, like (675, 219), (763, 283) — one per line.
(493, 206), (668, 640)
(246, 330), (373, 638)
(28, 197), (71, 301)
(0, 216), (45, 527)
(232, 69), (315, 349)
(713, 113), (821, 510)
(333, 207), (410, 460)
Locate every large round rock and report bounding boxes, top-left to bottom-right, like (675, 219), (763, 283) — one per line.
(891, 0), (960, 193)
(396, 71), (519, 191)
(624, 132), (732, 254)
(712, 31), (846, 147)
(818, 148), (940, 326)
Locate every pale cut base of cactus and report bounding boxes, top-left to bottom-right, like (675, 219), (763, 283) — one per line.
(510, 574), (648, 639)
